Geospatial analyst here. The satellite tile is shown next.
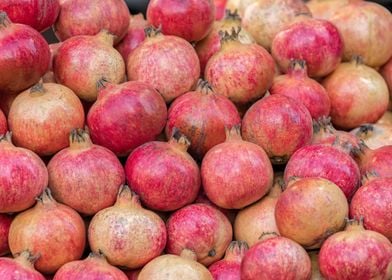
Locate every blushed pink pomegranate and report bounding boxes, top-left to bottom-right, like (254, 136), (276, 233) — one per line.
(88, 186), (167, 269)
(127, 28), (200, 103)
(306, 0), (360, 20)
(48, 129), (125, 215)
(242, 94), (313, 164)
(241, 233), (312, 280)
(166, 203), (233, 266)
(8, 189), (86, 274)
(0, 251), (45, 280)
(271, 17), (343, 78)
(0, 132), (48, 213)
(0, 109), (7, 135)
(0, 12), (50, 95)
(54, 0), (129, 44)
(87, 80), (167, 156)
(201, 125), (273, 209)
(147, 0), (215, 42)
(0, 214), (12, 256)
(319, 218), (392, 279)
(356, 144), (392, 178)
(351, 124), (392, 150)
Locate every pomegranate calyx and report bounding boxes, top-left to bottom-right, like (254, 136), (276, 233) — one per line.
(196, 79), (214, 95)
(225, 124), (242, 141)
(225, 240), (249, 262)
(288, 59), (307, 76)
(313, 116), (334, 134)
(95, 30), (116, 46)
(15, 250), (40, 268)
(116, 185), (141, 208)
(88, 250), (109, 263)
(0, 131), (12, 143)
(96, 77), (109, 91)
(219, 26), (241, 44)
(224, 9), (241, 22)
(168, 128), (191, 152)
(361, 171), (379, 185)
(351, 55), (364, 66)
(0, 12), (11, 28)
(30, 82), (45, 94)
(180, 248), (198, 261)
(259, 231), (279, 241)
(69, 128), (93, 149)
(345, 217), (365, 231)
(36, 188), (56, 205)
(355, 124), (374, 138)
(144, 26), (162, 38)
(208, 248), (216, 257)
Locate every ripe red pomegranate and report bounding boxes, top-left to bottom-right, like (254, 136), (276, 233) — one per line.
(0, 12), (50, 95)
(8, 82), (85, 156)
(0, 109), (7, 135)
(8, 189), (86, 274)
(201, 125), (273, 209)
(0, 214), (12, 256)
(209, 241), (248, 280)
(330, 1), (392, 68)
(241, 233), (312, 280)
(351, 124), (392, 150)
(242, 94), (313, 164)
(0, 132), (48, 213)
(87, 80), (167, 156)
(0, 251), (45, 279)
(319, 218), (392, 279)
(306, 0), (361, 20)
(53, 252), (128, 280)
(54, 31), (125, 101)
(127, 27), (200, 103)
(205, 28), (275, 105)
(166, 203), (232, 266)
(271, 17), (343, 78)
(356, 144), (392, 178)
(54, 0), (129, 44)
(147, 0), (215, 42)
(284, 144), (360, 199)
(214, 0), (228, 20)
(88, 186), (167, 269)
(125, 131), (200, 211)
(48, 129), (125, 215)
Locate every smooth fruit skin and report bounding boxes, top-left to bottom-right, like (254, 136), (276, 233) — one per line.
(0, 214), (12, 256)
(0, 251), (45, 280)
(357, 145), (392, 178)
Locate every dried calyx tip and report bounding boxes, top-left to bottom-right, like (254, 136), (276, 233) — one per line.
(0, 11), (10, 27)
(259, 232), (279, 240)
(313, 116), (333, 133)
(358, 124), (374, 135)
(96, 77), (109, 90)
(0, 131), (12, 142)
(30, 82), (44, 93)
(197, 79), (214, 94)
(15, 250), (41, 264)
(219, 26), (241, 43)
(35, 188), (53, 203)
(171, 128), (191, 147)
(224, 9), (241, 21)
(345, 217), (364, 227)
(144, 26), (162, 37)
(70, 128), (88, 143)
(289, 59), (306, 70)
(352, 55), (364, 66)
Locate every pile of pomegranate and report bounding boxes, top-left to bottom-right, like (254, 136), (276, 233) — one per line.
(0, 0), (391, 279)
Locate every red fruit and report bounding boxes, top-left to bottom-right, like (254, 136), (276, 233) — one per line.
(125, 132), (200, 212)
(127, 28), (200, 103)
(351, 123), (392, 150)
(147, 0), (215, 42)
(357, 144), (392, 178)
(88, 186), (167, 269)
(205, 28), (275, 105)
(306, 0), (360, 20)
(241, 233), (312, 280)
(8, 189), (86, 274)
(270, 59), (331, 119)
(214, 0), (227, 20)
(54, 31), (125, 102)
(242, 94), (313, 164)
(87, 80), (167, 156)
(0, 214), (12, 256)
(201, 125), (273, 209)
(0, 109), (7, 135)
(165, 80), (240, 159)
(284, 144), (360, 199)
(53, 252), (128, 280)
(0, 251), (45, 280)
(48, 129), (125, 215)
(319, 218), (392, 280)
(8, 82), (85, 156)
(271, 17), (343, 78)
(166, 203), (233, 266)
(0, 132), (48, 213)
(322, 58), (389, 130)
(54, 0), (129, 44)
(0, 12), (50, 95)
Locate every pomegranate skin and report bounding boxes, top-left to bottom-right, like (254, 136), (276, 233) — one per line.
(271, 18), (343, 78)
(357, 145), (392, 178)
(0, 214), (12, 256)
(0, 109), (7, 135)
(54, 0), (129, 44)
(0, 13), (50, 95)
(381, 57), (392, 103)
(87, 81), (167, 156)
(0, 251), (45, 280)
(351, 123), (392, 150)
(242, 94), (313, 164)
(319, 219), (392, 280)
(147, 0), (215, 42)
(166, 203), (233, 266)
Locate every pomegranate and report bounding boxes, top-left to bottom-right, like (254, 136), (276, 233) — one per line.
(270, 59), (331, 119)
(201, 125), (273, 209)
(0, 251), (45, 279)
(271, 17), (343, 78)
(54, 31), (125, 102)
(87, 80), (167, 156)
(8, 189), (86, 274)
(205, 27), (275, 105)
(242, 94), (313, 164)
(319, 218), (392, 279)
(127, 27), (200, 103)
(284, 144), (360, 199)
(47, 129), (125, 215)
(381, 57), (392, 102)
(356, 144), (392, 178)
(351, 124), (392, 150)
(377, 111), (392, 126)
(306, 0), (360, 20)
(214, 0), (227, 20)
(308, 251), (323, 280)
(54, 0), (129, 44)
(147, 0), (215, 42)
(0, 92), (17, 116)
(138, 250), (213, 280)
(241, 232), (312, 280)
(0, 132), (48, 213)
(166, 203), (232, 266)
(88, 185), (167, 269)
(0, 214), (12, 256)
(0, 109), (6, 135)
(53, 252), (128, 280)
(0, 12), (50, 95)
(209, 241), (248, 280)
(8, 82), (85, 156)
(322, 58), (389, 130)
(330, 1), (392, 68)
(125, 132), (200, 212)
